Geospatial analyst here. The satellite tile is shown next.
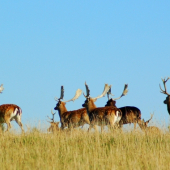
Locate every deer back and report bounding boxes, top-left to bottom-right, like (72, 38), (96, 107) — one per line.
(119, 106), (141, 124)
(0, 104), (22, 120)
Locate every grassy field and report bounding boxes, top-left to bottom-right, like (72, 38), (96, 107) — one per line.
(0, 127), (170, 170)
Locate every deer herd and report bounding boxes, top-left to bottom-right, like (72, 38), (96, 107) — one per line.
(0, 77), (170, 133)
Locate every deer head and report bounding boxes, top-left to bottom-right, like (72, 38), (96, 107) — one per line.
(159, 77), (170, 115)
(54, 86), (82, 111)
(82, 82), (110, 110)
(47, 109), (60, 132)
(138, 113), (154, 130)
(105, 84), (128, 107)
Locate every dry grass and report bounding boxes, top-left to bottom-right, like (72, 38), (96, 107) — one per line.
(0, 128), (170, 170)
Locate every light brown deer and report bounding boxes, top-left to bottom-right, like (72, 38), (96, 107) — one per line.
(47, 109), (60, 133)
(138, 114), (160, 133)
(105, 85), (142, 129)
(0, 84), (24, 132)
(54, 86), (90, 130)
(82, 83), (122, 131)
(159, 77), (170, 115)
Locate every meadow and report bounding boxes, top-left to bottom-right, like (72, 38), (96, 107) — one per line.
(0, 126), (170, 170)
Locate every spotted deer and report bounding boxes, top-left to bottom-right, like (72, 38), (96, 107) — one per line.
(54, 86), (90, 130)
(105, 85), (142, 129)
(0, 84), (24, 132)
(159, 77), (170, 115)
(47, 109), (60, 132)
(82, 83), (122, 131)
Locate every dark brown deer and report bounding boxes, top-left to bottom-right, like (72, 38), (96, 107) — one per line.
(159, 77), (170, 115)
(54, 86), (90, 130)
(0, 84), (24, 132)
(47, 109), (60, 133)
(138, 114), (160, 133)
(105, 85), (142, 129)
(82, 83), (122, 131)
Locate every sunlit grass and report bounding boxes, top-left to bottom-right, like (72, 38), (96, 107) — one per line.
(0, 125), (170, 170)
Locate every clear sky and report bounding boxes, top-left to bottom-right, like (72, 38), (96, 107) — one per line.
(0, 1), (170, 131)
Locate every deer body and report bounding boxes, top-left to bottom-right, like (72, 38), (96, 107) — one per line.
(54, 101), (90, 129)
(0, 104), (24, 132)
(82, 90), (122, 131)
(54, 87), (90, 130)
(105, 99), (141, 129)
(86, 105), (121, 128)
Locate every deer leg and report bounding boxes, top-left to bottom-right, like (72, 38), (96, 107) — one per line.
(5, 120), (12, 132)
(134, 121), (137, 129)
(15, 117), (24, 132)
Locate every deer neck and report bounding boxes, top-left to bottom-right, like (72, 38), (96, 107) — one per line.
(58, 104), (68, 117)
(87, 101), (97, 114)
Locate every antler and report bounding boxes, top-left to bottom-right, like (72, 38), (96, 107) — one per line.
(55, 86), (64, 101)
(111, 84), (128, 101)
(0, 84), (4, 93)
(63, 89), (82, 102)
(145, 113), (154, 124)
(159, 77), (170, 95)
(92, 84), (110, 100)
(83, 82), (90, 98)
(107, 85), (114, 100)
(47, 109), (56, 122)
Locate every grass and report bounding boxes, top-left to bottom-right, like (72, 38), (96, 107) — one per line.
(0, 127), (170, 170)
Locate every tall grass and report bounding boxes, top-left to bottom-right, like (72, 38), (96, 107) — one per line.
(0, 128), (170, 170)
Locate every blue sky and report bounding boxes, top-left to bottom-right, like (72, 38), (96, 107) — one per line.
(0, 1), (170, 131)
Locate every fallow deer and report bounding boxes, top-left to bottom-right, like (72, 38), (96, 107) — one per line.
(159, 77), (170, 115)
(54, 86), (90, 130)
(138, 114), (160, 133)
(47, 109), (60, 133)
(0, 84), (24, 132)
(105, 85), (142, 129)
(82, 83), (122, 131)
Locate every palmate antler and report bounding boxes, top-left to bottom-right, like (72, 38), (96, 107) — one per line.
(63, 89), (82, 102)
(0, 84), (4, 93)
(55, 86), (64, 101)
(83, 82), (110, 100)
(55, 86), (82, 103)
(83, 82), (90, 98)
(159, 77), (170, 95)
(107, 84), (128, 101)
(107, 85), (114, 100)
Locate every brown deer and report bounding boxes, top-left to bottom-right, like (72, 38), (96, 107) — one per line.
(138, 114), (160, 133)
(47, 109), (60, 133)
(54, 86), (90, 130)
(0, 84), (24, 132)
(159, 77), (170, 115)
(105, 85), (142, 129)
(82, 83), (122, 131)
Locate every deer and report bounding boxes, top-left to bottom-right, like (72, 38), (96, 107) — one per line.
(47, 109), (60, 133)
(54, 86), (90, 130)
(138, 114), (160, 133)
(105, 85), (142, 129)
(0, 84), (24, 132)
(159, 77), (170, 115)
(82, 82), (122, 132)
